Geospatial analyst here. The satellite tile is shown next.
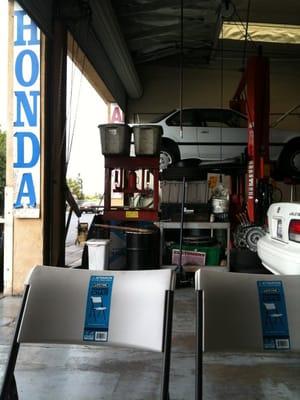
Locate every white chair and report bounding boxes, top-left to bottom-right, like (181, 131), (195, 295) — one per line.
(195, 268), (300, 400)
(90, 295), (107, 323)
(1, 266), (176, 400)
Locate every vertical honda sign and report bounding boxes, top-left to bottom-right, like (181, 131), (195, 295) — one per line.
(13, 2), (40, 218)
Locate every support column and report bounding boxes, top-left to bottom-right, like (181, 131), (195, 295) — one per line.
(44, 19), (67, 266)
(246, 56), (270, 223)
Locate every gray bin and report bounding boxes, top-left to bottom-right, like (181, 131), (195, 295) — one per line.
(99, 123), (131, 156)
(133, 125), (162, 156)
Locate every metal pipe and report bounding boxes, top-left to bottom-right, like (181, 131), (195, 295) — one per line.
(94, 224), (153, 234)
(178, 176), (186, 270)
(271, 104), (300, 128)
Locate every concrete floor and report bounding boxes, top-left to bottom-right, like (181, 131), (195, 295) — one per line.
(1, 286), (300, 400)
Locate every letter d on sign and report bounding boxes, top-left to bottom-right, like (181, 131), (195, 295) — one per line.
(13, 132), (40, 168)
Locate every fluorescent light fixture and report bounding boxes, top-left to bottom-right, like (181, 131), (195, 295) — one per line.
(220, 21), (300, 44)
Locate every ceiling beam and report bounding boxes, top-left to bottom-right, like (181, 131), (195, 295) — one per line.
(116, 0), (212, 17)
(134, 46), (180, 64)
(90, 0), (143, 99)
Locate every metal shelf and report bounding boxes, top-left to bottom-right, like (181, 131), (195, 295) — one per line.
(156, 221), (230, 269)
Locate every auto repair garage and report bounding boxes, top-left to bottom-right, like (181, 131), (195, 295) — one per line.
(1, 0), (300, 399)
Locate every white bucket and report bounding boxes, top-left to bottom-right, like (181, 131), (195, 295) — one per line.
(86, 239), (110, 270)
(212, 197), (229, 214)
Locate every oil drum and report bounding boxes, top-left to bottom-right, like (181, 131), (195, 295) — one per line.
(126, 230), (160, 270)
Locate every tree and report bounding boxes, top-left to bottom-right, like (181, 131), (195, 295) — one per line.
(0, 128), (6, 213)
(67, 175), (84, 200)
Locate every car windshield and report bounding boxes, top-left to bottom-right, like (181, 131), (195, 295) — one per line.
(166, 109), (201, 126)
(151, 110), (176, 123)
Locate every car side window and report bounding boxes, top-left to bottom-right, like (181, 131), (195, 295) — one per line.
(225, 110), (248, 127)
(201, 110), (228, 127)
(202, 109), (247, 128)
(166, 109), (199, 127)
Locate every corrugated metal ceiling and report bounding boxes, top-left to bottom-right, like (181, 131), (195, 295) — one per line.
(18, 0), (300, 102)
(110, 0), (300, 66)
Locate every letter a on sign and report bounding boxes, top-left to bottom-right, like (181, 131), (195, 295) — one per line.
(109, 103), (124, 123)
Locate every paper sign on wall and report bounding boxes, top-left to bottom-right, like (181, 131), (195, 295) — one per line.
(83, 276), (114, 342)
(257, 281), (290, 350)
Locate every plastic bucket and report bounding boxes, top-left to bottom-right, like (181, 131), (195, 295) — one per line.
(86, 239), (110, 270)
(98, 123), (131, 156)
(133, 125), (162, 156)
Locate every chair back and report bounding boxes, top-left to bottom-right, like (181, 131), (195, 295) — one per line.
(195, 269), (300, 352)
(19, 266), (175, 352)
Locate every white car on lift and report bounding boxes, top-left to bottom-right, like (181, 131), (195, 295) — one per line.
(144, 108), (300, 175)
(257, 202), (300, 274)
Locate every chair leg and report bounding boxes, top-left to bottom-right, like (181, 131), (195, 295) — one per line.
(161, 290), (174, 400)
(0, 285), (29, 400)
(195, 290), (203, 400)
(3, 374), (19, 400)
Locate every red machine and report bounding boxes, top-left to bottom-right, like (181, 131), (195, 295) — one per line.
(231, 55), (270, 224)
(103, 156), (160, 221)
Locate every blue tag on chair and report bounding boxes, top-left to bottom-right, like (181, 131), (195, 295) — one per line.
(257, 281), (290, 350)
(83, 275), (114, 342)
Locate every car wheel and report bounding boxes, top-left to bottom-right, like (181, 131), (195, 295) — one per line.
(160, 141), (180, 170)
(278, 139), (300, 178)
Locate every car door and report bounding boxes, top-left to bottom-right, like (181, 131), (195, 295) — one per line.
(196, 109), (247, 160)
(165, 109), (199, 159)
(196, 109), (217, 160)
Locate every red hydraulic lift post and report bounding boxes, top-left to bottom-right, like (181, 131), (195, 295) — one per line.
(231, 55), (270, 223)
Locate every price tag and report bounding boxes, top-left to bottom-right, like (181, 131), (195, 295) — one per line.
(257, 281), (290, 350)
(83, 276), (114, 342)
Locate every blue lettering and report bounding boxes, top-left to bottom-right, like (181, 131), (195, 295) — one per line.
(14, 173), (36, 208)
(14, 10), (39, 46)
(14, 91), (39, 127)
(15, 50), (39, 87)
(13, 132), (40, 168)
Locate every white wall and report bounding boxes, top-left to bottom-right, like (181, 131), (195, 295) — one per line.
(128, 59), (300, 131)
(128, 59), (300, 202)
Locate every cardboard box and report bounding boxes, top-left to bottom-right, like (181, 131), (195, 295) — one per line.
(160, 180), (208, 204)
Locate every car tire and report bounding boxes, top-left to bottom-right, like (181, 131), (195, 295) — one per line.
(160, 140), (180, 170)
(278, 138), (300, 178)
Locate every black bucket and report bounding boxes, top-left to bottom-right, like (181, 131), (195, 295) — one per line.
(126, 231), (160, 270)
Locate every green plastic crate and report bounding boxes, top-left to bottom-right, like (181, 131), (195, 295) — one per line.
(171, 243), (221, 266)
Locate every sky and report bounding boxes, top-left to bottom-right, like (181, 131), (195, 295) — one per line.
(0, 1), (107, 196)
(66, 59), (107, 196)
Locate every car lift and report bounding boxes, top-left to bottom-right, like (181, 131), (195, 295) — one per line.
(231, 55), (271, 226)
(229, 55), (272, 252)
